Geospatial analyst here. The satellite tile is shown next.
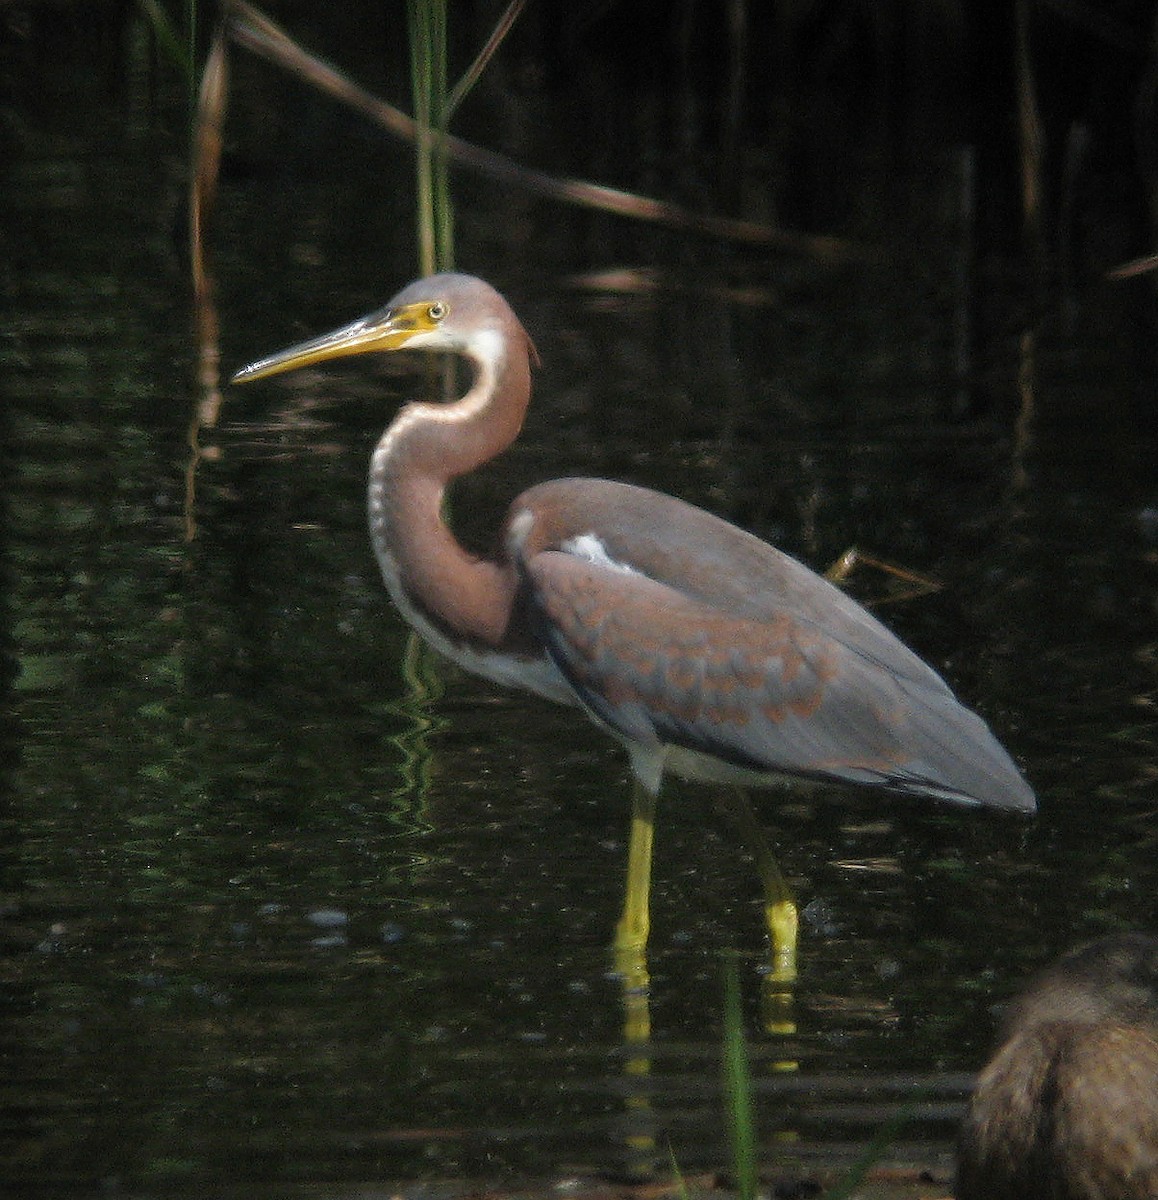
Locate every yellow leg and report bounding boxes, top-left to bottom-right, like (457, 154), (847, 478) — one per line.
(613, 780), (657, 1177)
(615, 779), (657, 966)
(717, 788), (799, 986)
(716, 789), (798, 1046)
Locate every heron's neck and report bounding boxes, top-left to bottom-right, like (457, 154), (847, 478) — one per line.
(367, 343), (530, 648)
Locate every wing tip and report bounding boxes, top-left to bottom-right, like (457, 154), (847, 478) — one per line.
(906, 774), (1037, 815)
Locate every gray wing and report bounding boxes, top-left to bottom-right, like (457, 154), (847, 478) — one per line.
(521, 548), (1034, 813)
(512, 479), (957, 698)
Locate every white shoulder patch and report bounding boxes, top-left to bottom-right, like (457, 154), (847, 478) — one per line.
(561, 533), (639, 576)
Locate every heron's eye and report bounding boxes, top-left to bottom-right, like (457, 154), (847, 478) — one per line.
(428, 302), (447, 322)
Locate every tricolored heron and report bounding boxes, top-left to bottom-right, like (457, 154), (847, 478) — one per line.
(233, 272), (1035, 979)
(957, 933), (1158, 1200)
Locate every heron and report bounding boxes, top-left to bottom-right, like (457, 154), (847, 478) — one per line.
(232, 272), (1035, 981)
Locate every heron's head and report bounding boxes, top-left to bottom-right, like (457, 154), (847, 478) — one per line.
(231, 273), (536, 385)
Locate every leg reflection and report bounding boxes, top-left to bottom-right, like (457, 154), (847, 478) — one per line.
(609, 782), (803, 1178)
(613, 780), (658, 1177)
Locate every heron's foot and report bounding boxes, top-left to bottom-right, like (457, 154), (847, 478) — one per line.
(761, 897), (799, 1046)
(615, 904), (650, 963)
(613, 903), (651, 1038)
(613, 934), (650, 996)
(613, 935), (652, 1063)
(765, 897), (799, 985)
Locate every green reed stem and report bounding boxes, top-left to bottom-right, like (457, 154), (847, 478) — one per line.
(445, 0), (527, 119)
(666, 1142), (692, 1200)
(187, 0), (197, 106)
(722, 952), (758, 1200)
(407, 0), (453, 273)
(825, 1085), (929, 1200)
(136, 0), (195, 90)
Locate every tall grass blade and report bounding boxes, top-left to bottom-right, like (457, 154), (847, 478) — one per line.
(666, 1142), (692, 1200)
(136, 0), (196, 90)
(446, 0), (527, 118)
(721, 952), (758, 1200)
(823, 1085), (929, 1200)
(225, 3), (862, 262)
(407, 0), (452, 274)
(187, 0), (198, 107)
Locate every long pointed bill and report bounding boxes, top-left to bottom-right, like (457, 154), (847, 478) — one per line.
(231, 300), (444, 384)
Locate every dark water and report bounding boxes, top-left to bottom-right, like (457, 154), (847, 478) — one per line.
(4, 12), (1158, 1197)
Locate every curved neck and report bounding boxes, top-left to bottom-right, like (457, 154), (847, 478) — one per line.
(368, 335), (532, 648)
(412, 334), (531, 480)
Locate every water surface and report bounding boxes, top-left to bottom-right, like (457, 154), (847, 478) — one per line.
(4, 14), (1158, 1196)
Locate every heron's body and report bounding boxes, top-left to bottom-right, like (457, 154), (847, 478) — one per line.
(378, 470), (1028, 809)
(234, 272), (1034, 971)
